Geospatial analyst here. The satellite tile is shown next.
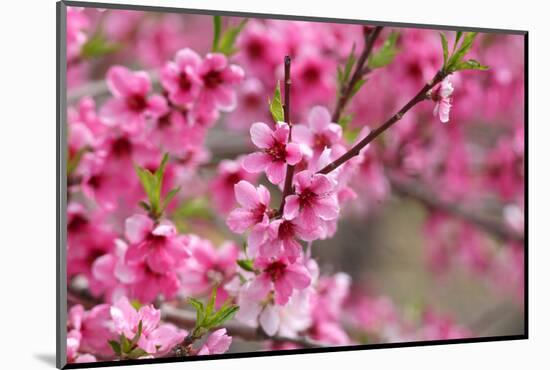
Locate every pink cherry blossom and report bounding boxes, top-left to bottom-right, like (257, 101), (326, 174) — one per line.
(242, 122), (302, 184)
(283, 170), (339, 229)
(197, 53), (244, 113)
(180, 236), (239, 305)
(110, 296), (186, 355)
(124, 214), (190, 274)
(101, 66), (168, 133)
(432, 76), (454, 123)
(197, 328), (233, 355)
(246, 256), (311, 306)
(226, 180), (271, 234)
(293, 106), (343, 155)
(160, 48), (203, 106)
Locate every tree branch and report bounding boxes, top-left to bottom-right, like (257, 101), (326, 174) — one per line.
(388, 173), (524, 243)
(332, 26), (383, 123)
(279, 56), (295, 214)
(318, 70), (445, 175)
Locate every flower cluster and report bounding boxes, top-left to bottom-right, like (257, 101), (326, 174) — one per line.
(65, 7), (524, 366)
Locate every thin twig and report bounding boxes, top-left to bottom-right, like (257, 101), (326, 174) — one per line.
(332, 26), (383, 123)
(279, 56), (295, 214)
(388, 173), (524, 243)
(319, 70), (446, 175)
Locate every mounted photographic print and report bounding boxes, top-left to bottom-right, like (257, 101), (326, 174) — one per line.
(57, 1), (527, 368)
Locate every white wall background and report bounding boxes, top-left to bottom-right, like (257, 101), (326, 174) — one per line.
(0, 0), (544, 368)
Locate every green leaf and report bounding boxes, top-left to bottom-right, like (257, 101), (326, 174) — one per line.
(205, 286), (217, 320)
(237, 259), (255, 272)
(130, 320), (143, 347)
(208, 305), (239, 327)
(127, 347), (148, 359)
(338, 43), (357, 88)
(453, 31), (463, 53)
(108, 340), (121, 356)
(138, 201), (151, 212)
(67, 147), (88, 176)
(217, 19), (248, 56)
(269, 81), (285, 123)
(447, 32), (478, 71)
(120, 333), (132, 354)
(130, 299), (142, 311)
(212, 16), (222, 52)
(368, 31), (399, 69)
(351, 78), (367, 98)
(454, 59), (489, 71)
(161, 186), (181, 213)
(338, 114), (354, 128)
(81, 33), (120, 59)
(135, 166), (155, 205)
(188, 297), (205, 326)
(440, 32), (449, 69)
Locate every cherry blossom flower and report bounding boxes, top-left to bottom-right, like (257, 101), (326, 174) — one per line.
(246, 256), (311, 306)
(432, 76), (454, 123)
(180, 237), (239, 305)
(242, 122), (302, 184)
(226, 180), (271, 235)
(124, 214), (190, 274)
(197, 53), (244, 113)
(101, 66), (168, 133)
(283, 170), (339, 229)
(197, 328), (233, 355)
(160, 48), (203, 106)
(293, 106), (343, 156)
(110, 296), (186, 355)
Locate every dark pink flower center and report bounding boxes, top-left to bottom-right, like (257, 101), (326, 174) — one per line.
(203, 70), (223, 89)
(225, 172), (242, 186)
(126, 94), (148, 112)
(266, 141), (287, 162)
(157, 113), (172, 130)
(313, 133), (330, 150)
(87, 174), (103, 190)
(407, 62), (423, 81)
(252, 204), (267, 223)
(244, 93), (261, 109)
(68, 214), (88, 232)
(278, 220), (295, 240)
(246, 39), (265, 60)
(298, 188), (316, 207)
(146, 233), (167, 249)
(111, 137), (133, 157)
(302, 65), (321, 84)
(178, 72), (193, 91)
(265, 261), (287, 281)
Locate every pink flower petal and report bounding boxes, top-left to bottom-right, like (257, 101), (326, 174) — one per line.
(250, 122), (274, 149)
(308, 105), (331, 133)
(234, 180), (260, 208)
(266, 161), (286, 184)
(242, 152), (271, 173)
(285, 143), (303, 165)
(283, 195), (300, 220)
(259, 305), (280, 336)
(125, 214), (153, 244)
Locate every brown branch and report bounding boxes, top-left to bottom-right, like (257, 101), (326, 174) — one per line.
(332, 26), (383, 123)
(68, 286), (323, 350)
(279, 56), (295, 214)
(318, 70), (446, 175)
(388, 174), (524, 243)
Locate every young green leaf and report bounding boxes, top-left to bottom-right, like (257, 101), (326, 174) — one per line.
(212, 16), (222, 52)
(138, 201), (151, 212)
(236, 259), (255, 272)
(205, 286), (218, 320)
(127, 347), (148, 359)
(338, 114), (354, 128)
(208, 305), (239, 327)
(351, 78), (367, 98)
(81, 33), (120, 59)
(269, 81), (285, 123)
(368, 31), (400, 69)
(440, 32), (449, 69)
(447, 32), (478, 71)
(454, 59), (489, 71)
(161, 186), (181, 213)
(453, 31), (463, 53)
(217, 19), (248, 56)
(130, 320), (143, 347)
(188, 297), (205, 326)
(67, 147), (89, 176)
(108, 340), (121, 356)
(120, 334), (132, 354)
